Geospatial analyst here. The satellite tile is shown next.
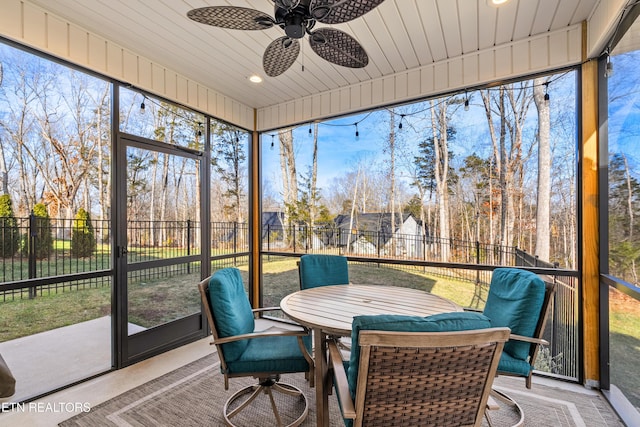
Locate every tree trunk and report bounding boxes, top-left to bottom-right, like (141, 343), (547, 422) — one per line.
(310, 123), (319, 231)
(533, 77), (551, 261)
(95, 83), (110, 223)
(623, 155), (634, 239)
(347, 167), (361, 253)
(150, 151), (159, 244)
(431, 101), (451, 261)
(0, 63), (7, 195)
(278, 128), (297, 246)
(389, 110), (396, 256)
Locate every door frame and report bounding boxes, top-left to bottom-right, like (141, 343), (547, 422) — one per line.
(113, 131), (208, 367)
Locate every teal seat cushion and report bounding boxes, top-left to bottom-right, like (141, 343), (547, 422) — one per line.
(299, 254), (349, 289)
(497, 352), (533, 378)
(346, 311), (492, 400)
(226, 334), (312, 374)
(483, 268), (545, 361)
(208, 268), (255, 362)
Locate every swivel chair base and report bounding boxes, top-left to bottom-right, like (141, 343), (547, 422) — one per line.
(224, 376), (308, 427)
(485, 388), (524, 427)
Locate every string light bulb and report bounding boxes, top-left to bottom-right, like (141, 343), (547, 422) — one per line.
(464, 92), (470, 111)
(355, 123), (359, 140)
(543, 82), (550, 102)
(197, 122), (202, 137)
(139, 97), (146, 114)
(270, 134), (275, 150)
(309, 124), (313, 137)
(604, 54), (614, 78)
(398, 114), (405, 130)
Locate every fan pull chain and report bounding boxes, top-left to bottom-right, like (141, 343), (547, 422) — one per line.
(301, 42), (305, 72)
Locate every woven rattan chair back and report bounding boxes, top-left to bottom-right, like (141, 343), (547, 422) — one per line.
(351, 328), (510, 427)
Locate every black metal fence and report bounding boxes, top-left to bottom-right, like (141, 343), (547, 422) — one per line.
(262, 224), (519, 265)
(1, 217), (578, 381)
(516, 248), (579, 381)
(0, 217), (250, 300)
(0, 214), (111, 281)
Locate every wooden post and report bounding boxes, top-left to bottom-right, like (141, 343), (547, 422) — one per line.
(580, 21), (600, 386)
(249, 109), (262, 309)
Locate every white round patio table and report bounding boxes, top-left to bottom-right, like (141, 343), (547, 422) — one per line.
(280, 284), (461, 427)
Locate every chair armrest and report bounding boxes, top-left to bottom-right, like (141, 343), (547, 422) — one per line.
(252, 307), (310, 328)
(328, 340), (356, 419)
(509, 333), (549, 346)
(214, 328), (310, 345)
(252, 306), (281, 313)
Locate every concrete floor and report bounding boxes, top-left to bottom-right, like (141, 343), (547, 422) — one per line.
(0, 316), (147, 405)
(0, 317), (283, 426)
(0, 326), (211, 426)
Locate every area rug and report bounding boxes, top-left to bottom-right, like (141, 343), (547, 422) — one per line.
(59, 354), (343, 427)
(59, 353), (623, 427)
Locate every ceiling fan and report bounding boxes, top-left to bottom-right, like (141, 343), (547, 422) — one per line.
(187, 0), (387, 77)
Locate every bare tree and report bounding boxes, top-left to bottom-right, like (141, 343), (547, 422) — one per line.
(481, 83), (533, 261)
(533, 77), (551, 261)
(387, 109), (397, 256)
(0, 58), (39, 212)
(310, 122), (319, 230)
(430, 99), (453, 261)
(278, 128), (297, 245)
(0, 61), (8, 195)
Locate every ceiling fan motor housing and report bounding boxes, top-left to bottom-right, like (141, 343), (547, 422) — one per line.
(275, 0), (312, 39)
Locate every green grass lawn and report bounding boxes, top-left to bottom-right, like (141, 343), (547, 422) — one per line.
(608, 288), (640, 408)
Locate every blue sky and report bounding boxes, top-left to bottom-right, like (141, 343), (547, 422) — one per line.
(259, 80), (574, 202)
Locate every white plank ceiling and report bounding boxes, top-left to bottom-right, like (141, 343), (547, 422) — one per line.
(24, 0), (605, 111)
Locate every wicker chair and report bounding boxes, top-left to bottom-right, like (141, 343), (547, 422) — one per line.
(328, 313), (510, 427)
(482, 268), (558, 426)
(198, 268), (315, 427)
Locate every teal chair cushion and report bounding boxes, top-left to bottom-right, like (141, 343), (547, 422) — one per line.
(299, 254), (349, 289)
(482, 268), (545, 361)
(226, 334), (312, 374)
(497, 352), (533, 378)
(208, 268), (255, 362)
(346, 311), (492, 400)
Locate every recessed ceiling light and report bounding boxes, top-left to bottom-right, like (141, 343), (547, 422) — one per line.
(488, 0), (511, 6)
(249, 75), (263, 83)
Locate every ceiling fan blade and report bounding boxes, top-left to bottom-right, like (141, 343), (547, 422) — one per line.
(272, 0), (301, 10)
(187, 7), (274, 30)
(309, 28), (368, 68)
(309, 0), (386, 24)
(263, 37), (300, 77)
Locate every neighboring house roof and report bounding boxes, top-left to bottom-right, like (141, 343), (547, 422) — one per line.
(332, 212), (423, 247)
(334, 212), (415, 234)
(262, 211), (285, 228)
(261, 211), (286, 241)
